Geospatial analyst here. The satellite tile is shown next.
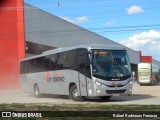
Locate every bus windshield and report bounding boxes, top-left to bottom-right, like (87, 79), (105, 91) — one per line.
(92, 50), (131, 80)
(138, 63), (151, 77)
(138, 68), (150, 77)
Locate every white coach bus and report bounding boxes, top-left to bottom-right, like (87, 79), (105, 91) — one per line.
(20, 44), (133, 101)
(138, 63), (160, 85)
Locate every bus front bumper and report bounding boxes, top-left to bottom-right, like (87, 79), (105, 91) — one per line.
(91, 81), (133, 97)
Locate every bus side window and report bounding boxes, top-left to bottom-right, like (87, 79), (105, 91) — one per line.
(78, 54), (91, 78)
(34, 57), (44, 72)
(28, 60), (34, 73)
(43, 56), (51, 71)
(78, 55), (85, 74)
(25, 62), (29, 74)
(63, 50), (78, 70)
(50, 54), (57, 71)
(20, 61), (27, 74)
(56, 53), (64, 70)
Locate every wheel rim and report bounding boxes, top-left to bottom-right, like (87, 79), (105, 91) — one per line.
(73, 89), (79, 99)
(35, 87), (39, 96)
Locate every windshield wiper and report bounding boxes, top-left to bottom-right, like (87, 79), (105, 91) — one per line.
(116, 65), (125, 75)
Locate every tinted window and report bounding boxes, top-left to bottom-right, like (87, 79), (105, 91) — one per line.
(25, 57), (44, 73)
(57, 53), (64, 70)
(50, 54), (57, 71)
(20, 61), (27, 74)
(44, 56), (51, 71)
(34, 57), (44, 72)
(20, 49), (79, 74)
(78, 48), (91, 78)
(63, 50), (78, 70)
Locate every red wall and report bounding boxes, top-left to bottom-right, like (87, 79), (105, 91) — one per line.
(139, 51), (152, 63)
(0, 0), (25, 90)
(141, 56), (152, 63)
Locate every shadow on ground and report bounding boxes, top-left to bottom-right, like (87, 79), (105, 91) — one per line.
(30, 94), (155, 103)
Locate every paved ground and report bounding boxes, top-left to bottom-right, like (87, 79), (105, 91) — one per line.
(0, 81), (160, 104)
(132, 81), (160, 96)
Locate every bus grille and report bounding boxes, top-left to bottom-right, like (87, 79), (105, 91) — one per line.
(106, 89), (126, 94)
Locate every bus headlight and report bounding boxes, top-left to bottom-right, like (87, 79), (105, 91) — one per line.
(130, 81), (133, 84)
(93, 80), (104, 86)
(95, 81), (101, 86)
(95, 81), (104, 86)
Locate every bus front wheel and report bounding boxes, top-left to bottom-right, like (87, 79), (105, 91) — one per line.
(34, 84), (41, 98)
(69, 85), (84, 102)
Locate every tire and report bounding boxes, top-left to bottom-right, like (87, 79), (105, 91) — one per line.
(34, 84), (41, 98)
(69, 85), (84, 101)
(99, 96), (112, 100)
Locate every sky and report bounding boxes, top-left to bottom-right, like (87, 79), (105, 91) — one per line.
(24, 0), (160, 61)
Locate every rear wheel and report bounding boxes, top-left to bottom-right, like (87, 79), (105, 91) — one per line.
(69, 85), (84, 101)
(34, 84), (41, 98)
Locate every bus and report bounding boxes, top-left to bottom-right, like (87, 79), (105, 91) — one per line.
(20, 44), (133, 101)
(138, 63), (160, 85)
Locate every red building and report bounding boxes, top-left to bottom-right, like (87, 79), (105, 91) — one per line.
(0, 0), (25, 90)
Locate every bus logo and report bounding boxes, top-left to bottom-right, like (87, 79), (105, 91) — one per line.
(46, 72), (65, 82)
(45, 71), (50, 82)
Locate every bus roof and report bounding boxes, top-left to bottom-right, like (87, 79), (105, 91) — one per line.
(21, 44), (125, 61)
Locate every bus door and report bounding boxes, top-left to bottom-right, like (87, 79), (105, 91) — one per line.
(78, 51), (92, 96)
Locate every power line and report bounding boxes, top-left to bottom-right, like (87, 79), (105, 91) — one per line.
(1, 2), (160, 25)
(1, 3), (160, 16)
(1, 25), (160, 38)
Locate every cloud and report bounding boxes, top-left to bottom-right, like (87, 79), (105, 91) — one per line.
(74, 16), (89, 23)
(126, 5), (144, 15)
(119, 30), (160, 60)
(61, 16), (74, 23)
(61, 16), (88, 24)
(105, 20), (115, 26)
